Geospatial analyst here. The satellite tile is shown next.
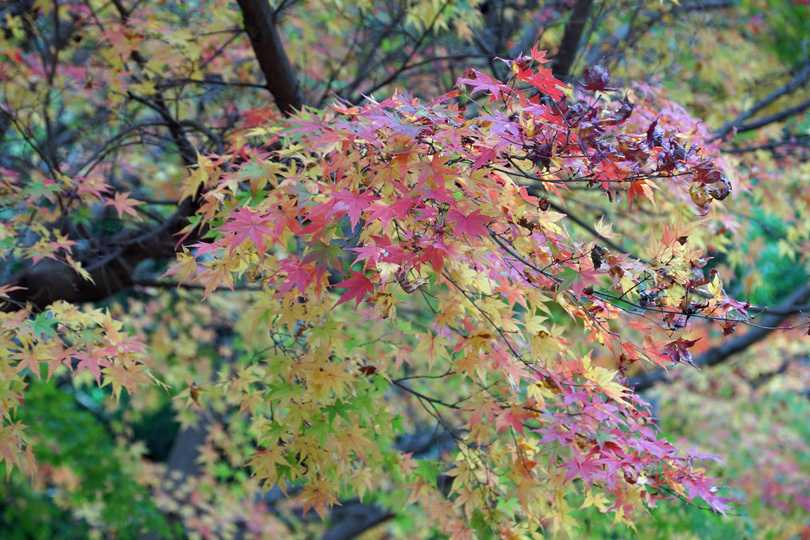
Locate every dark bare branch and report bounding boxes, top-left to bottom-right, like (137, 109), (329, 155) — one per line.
(552, 0), (593, 78)
(712, 60), (810, 141)
(722, 135), (810, 154)
(630, 284), (810, 392)
(236, 0), (304, 115)
(732, 97), (810, 135)
(320, 501), (395, 540)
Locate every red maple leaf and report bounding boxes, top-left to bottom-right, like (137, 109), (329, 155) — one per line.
(530, 44), (552, 64)
(524, 67), (565, 101)
(663, 338), (700, 366)
(419, 236), (462, 274)
(335, 271), (375, 308)
(364, 197), (412, 230)
(495, 406), (532, 435)
(510, 45), (564, 101)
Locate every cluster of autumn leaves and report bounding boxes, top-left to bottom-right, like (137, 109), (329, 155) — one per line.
(144, 48), (743, 533)
(0, 1), (761, 534)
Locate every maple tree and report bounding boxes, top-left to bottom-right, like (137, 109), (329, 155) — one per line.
(1, 0), (810, 538)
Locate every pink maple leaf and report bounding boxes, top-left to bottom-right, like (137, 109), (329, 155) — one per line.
(104, 191), (142, 219)
(74, 349), (112, 386)
(331, 189), (380, 231)
(457, 68), (515, 103)
(447, 208), (488, 240)
(216, 207), (274, 256)
(278, 258), (315, 296)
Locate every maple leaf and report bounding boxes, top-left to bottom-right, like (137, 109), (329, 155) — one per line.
(340, 426), (373, 462)
(13, 342), (52, 378)
(299, 478), (340, 519)
(104, 191), (142, 219)
(453, 351), (485, 380)
(0, 284), (25, 300)
(246, 445), (287, 490)
(582, 64), (617, 92)
(335, 271), (375, 308)
(663, 338), (700, 366)
(102, 362), (151, 399)
(331, 189), (380, 231)
(46, 345), (73, 382)
(447, 208), (488, 241)
(161, 246), (198, 285)
(419, 236), (463, 274)
(278, 257), (315, 296)
(74, 349), (112, 386)
(524, 65), (565, 101)
(364, 197), (412, 230)
(494, 406), (532, 435)
(303, 240), (344, 279)
(470, 145), (497, 172)
(580, 489), (611, 512)
(457, 68), (515, 102)
(627, 180), (655, 210)
(216, 206), (274, 256)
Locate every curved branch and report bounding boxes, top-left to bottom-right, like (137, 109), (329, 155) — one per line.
(3, 199), (197, 312)
(320, 501), (395, 540)
(722, 135), (810, 154)
(732, 97), (810, 135)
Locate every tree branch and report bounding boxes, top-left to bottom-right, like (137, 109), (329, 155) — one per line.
(722, 135), (810, 154)
(235, 0), (304, 115)
(552, 0), (593, 78)
(712, 60), (810, 141)
(629, 284), (810, 392)
(731, 97), (810, 135)
(320, 500), (395, 540)
(3, 199), (197, 312)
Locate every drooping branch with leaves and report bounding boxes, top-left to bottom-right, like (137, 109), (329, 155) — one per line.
(1, 1), (809, 538)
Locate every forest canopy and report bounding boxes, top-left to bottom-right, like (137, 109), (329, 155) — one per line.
(1, 1), (809, 539)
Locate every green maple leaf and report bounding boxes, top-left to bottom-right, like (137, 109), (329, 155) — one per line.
(31, 312), (58, 338)
(303, 239), (344, 277)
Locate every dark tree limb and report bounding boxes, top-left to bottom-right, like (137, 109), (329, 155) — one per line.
(722, 135), (810, 154)
(630, 284), (810, 392)
(320, 500), (395, 540)
(731, 98), (810, 135)
(235, 0), (304, 115)
(552, 0), (593, 78)
(4, 199), (195, 312)
(712, 60), (810, 141)
(604, 1), (733, 73)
